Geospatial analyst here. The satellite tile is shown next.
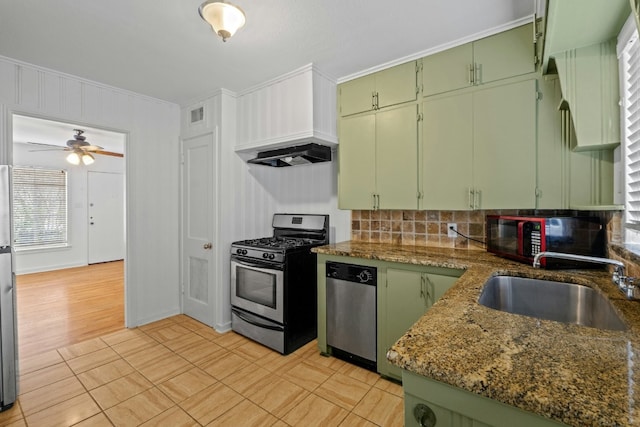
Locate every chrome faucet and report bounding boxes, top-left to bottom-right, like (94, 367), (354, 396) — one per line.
(533, 251), (638, 300)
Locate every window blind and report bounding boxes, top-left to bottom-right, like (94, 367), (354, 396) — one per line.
(623, 29), (640, 222)
(12, 167), (68, 248)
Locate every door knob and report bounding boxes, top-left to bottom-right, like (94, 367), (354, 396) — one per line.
(203, 243), (212, 250)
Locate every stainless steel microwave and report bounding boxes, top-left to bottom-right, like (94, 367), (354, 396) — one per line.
(486, 215), (606, 268)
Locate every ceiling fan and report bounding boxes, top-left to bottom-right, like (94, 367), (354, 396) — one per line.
(27, 129), (123, 165)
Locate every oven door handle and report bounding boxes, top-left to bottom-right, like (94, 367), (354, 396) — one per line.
(232, 258), (284, 271)
(232, 308), (284, 331)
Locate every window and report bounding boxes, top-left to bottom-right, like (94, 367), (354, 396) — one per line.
(12, 167), (68, 248)
(619, 15), (640, 241)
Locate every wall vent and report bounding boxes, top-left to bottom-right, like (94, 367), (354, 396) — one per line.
(190, 106), (204, 124)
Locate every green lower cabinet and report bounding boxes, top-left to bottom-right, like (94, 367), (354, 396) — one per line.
(403, 371), (567, 427)
(380, 266), (461, 380)
(316, 254), (462, 382)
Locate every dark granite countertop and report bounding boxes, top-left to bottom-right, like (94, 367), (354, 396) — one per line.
(313, 241), (640, 427)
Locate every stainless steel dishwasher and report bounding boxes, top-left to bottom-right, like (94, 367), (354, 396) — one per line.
(326, 261), (377, 371)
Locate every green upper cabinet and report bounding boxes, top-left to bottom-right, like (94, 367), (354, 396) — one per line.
(537, 75), (617, 210)
(375, 105), (420, 209)
(339, 74), (376, 118)
(473, 79), (537, 208)
(423, 23), (535, 97)
(339, 103), (419, 210)
(553, 39), (620, 151)
(338, 114), (376, 209)
(474, 23), (536, 85)
(542, 0), (629, 73)
(422, 43), (473, 97)
(422, 93), (473, 210)
(339, 61), (418, 116)
(421, 78), (537, 210)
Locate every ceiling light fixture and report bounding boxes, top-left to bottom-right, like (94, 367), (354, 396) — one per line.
(66, 150), (80, 166)
(81, 152), (95, 166)
(198, 1), (246, 42)
(66, 149), (95, 166)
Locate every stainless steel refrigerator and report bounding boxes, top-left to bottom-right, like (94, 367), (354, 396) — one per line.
(0, 166), (17, 411)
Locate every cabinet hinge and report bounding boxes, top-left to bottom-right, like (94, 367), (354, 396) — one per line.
(417, 113), (423, 122)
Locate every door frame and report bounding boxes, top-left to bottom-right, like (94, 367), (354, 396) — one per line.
(179, 126), (221, 328)
(5, 108), (131, 326)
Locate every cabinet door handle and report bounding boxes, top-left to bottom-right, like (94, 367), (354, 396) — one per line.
(468, 64), (474, 85)
(474, 62), (481, 85)
(371, 92), (376, 110)
(425, 274), (431, 301)
(372, 194), (380, 210)
(414, 403), (437, 427)
(468, 188), (474, 209)
(474, 189), (481, 209)
(420, 273), (426, 300)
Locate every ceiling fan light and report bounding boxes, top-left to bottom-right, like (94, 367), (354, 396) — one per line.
(199, 1), (246, 42)
(66, 151), (81, 165)
(81, 152), (95, 165)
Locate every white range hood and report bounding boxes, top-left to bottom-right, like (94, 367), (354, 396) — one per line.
(235, 64), (338, 156)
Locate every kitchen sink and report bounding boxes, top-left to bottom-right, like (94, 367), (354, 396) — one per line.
(478, 276), (627, 331)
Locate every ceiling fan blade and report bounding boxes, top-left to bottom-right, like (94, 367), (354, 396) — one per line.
(95, 150), (124, 158)
(82, 145), (104, 151)
(28, 148), (65, 152)
(26, 141), (62, 148)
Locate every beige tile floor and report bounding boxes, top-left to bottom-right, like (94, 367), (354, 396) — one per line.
(1, 315), (404, 426)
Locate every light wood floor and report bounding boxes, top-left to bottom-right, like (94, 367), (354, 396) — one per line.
(1, 318), (404, 426)
(16, 261), (125, 359)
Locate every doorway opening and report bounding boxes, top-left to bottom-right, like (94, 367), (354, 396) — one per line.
(12, 114), (126, 358)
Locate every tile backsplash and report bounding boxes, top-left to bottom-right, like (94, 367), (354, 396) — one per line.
(351, 209), (622, 251)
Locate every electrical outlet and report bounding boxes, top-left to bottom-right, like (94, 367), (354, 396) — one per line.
(447, 223), (457, 238)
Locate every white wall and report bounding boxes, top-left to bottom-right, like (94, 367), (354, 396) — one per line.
(182, 89), (350, 332)
(12, 142), (124, 274)
(0, 56), (181, 327)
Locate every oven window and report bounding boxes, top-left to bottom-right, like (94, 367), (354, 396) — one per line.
(236, 267), (277, 309)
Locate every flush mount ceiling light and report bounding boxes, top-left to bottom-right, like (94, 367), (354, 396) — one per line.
(198, 1), (246, 42)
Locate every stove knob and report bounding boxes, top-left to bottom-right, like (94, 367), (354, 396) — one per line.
(242, 249), (248, 255)
(236, 249), (242, 255)
(269, 253), (275, 260)
(263, 253), (269, 259)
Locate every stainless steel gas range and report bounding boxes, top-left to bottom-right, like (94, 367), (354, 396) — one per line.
(230, 213), (329, 354)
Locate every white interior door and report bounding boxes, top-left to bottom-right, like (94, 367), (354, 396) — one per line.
(88, 171), (125, 264)
(182, 133), (215, 326)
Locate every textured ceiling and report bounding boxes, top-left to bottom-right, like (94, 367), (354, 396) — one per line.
(0, 1), (534, 106)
